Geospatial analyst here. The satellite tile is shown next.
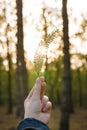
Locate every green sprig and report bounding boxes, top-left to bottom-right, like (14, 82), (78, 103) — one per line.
(33, 29), (58, 76)
(33, 49), (44, 76)
(45, 29), (59, 48)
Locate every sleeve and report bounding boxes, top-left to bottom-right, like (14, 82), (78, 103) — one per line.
(17, 118), (50, 130)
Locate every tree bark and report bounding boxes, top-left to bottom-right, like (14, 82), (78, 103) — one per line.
(6, 24), (13, 114)
(0, 57), (3, 105)
(76, 68), (83, 107)
(42, 8), (48, 78)
(16, 0), (28, 117)
(60, 0), (74, 130)
(7, 46), (13, 114)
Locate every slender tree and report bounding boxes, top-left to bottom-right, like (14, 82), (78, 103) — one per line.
(42, 8), (48, 72)
(0, 3), (14, 110)
(76, 67), (83, 107)
(0, 56), (3, 105)
(0, 1), (6, 106)
(6, 24), (13, 114)
(16, 0), (28, 116)
(60, 0), (74, 130)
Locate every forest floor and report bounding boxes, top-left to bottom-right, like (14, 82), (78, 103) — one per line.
(0, 106), (87, 130)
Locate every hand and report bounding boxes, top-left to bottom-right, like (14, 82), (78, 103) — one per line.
(24, 77), (52, 124)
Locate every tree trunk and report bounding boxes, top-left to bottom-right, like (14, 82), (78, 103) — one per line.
(50, 61), (61, 106)
(0, 57), (3, 105)
(60, 0), (74, 130)
(42, 8), (48, 79)
(77, 68), (83, 107)
(6, 25), (13, 114)
(7, 54), (13, 114)
(16, 0), (28, 117)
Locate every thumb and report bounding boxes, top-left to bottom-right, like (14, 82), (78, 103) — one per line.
(32, 77), (41, 100)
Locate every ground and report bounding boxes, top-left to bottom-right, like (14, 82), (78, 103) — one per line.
(0, 106), (87, 130)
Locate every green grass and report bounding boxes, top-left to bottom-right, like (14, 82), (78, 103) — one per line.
(0, 106), (87, 130)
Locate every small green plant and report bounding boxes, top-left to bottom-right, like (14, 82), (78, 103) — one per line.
(33, 48), (44, 76)
(45, 29), (59, 48)
(33, 29), (59, 76)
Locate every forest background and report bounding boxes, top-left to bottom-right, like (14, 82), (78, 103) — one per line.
(0, 0), (87, 130)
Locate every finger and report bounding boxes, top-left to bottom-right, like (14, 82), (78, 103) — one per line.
(42, 101), (52, 113)
(31, 77), (41, 100)
(40, 82), (46, 99)
(41, 96), (49, 111)
(25, 77), (45, 100)
(42, 95), (49, 104)
(40, 76), (45, 82)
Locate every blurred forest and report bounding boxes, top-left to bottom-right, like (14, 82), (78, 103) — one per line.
(0, 0), (87, 130)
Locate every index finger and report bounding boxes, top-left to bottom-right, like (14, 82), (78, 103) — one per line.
(40, 82), (46, 99)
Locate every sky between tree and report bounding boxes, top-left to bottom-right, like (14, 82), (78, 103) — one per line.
(23, 0), (87, 61)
